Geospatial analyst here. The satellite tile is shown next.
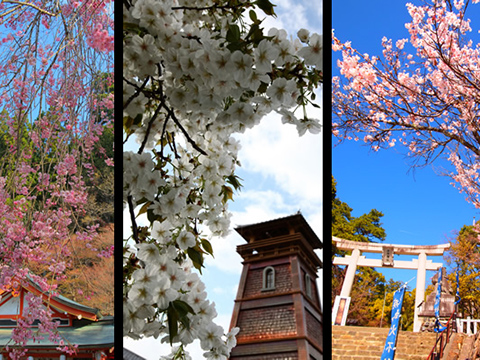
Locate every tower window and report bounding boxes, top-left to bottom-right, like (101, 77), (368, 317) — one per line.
(305, 273), (312, 298)
(262, 266), (275, 291)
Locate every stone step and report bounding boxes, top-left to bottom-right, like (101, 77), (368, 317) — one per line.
(332, 326), (438, 360)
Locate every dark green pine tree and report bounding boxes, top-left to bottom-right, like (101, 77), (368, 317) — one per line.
(332, 176), (388, 326)
(332, 175), (386, 243)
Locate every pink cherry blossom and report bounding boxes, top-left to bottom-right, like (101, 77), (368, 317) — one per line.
(333, 0), (480, 208)
(0, 0), (113, 355)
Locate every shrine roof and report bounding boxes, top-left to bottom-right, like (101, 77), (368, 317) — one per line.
(26, 276), (102, 320)
(124, 348), (147, 360)
(0, 275), (102, 321)
(0, 316), (114, 348)
(235, 212), (322, 250)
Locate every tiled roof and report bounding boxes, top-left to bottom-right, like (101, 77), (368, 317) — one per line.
(0, 317), (114, 347)
(23, 274), (102, 320)
(235, 212), (322, 249)
(123, 347), (146, 360)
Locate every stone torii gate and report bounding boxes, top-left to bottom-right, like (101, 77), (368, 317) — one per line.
(332, 236), (450, 332)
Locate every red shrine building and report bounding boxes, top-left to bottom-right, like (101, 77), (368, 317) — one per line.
(0, 276), (114, 359)
(229, 213), (323, 360)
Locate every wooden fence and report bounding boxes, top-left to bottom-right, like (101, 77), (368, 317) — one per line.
(456, 317), (480, 334)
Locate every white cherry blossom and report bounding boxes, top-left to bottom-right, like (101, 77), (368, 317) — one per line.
(298, 33), (323, 69)
(123, 0), (322, 357)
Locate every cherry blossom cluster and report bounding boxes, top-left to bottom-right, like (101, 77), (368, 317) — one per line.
(123, 0), (322, 358)
(332, 0), (480, 208)
(124, 242), (240, 359)
(0, 0), (113, 357)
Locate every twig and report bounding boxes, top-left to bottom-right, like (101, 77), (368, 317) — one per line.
(3, 0), (58, 17)
(127, 195), (139, 244)
(161, 103), (208, 156)
(138, 104), (162, 155)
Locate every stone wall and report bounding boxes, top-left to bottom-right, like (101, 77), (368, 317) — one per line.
(458, 331), (480, 360)
(332, 326), (438, 360)
(236, 304), (296, 341)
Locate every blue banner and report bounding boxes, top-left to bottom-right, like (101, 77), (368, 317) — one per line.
(381, 284), (406, 360)
(434, 267), (447, 332)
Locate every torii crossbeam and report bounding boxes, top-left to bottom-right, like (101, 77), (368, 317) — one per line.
(332, 236), (450, 332)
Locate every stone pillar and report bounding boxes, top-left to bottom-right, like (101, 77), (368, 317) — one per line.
(414, 251), (427, 332)
(340, 248), (361, 298)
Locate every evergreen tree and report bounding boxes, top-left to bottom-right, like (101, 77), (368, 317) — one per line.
(332, 176), (414, 329)
(332, 175), (386, 243)
(332, 176), (387, 325)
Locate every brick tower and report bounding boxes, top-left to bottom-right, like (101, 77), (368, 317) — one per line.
(229, 213), (323, 359)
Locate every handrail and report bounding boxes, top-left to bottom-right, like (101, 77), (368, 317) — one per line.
(426, 312), (456, 360)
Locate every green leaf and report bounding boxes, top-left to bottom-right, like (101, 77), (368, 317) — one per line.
(251, 26), (266, 45)
(171, 300), (195, 334)
(255, 0), (276, 17)
(222, 185), (234, 204)
(226, 174), (243, 190)
(172, 300), (195, 316)
(227, 42), (244, 52)
(136, 201), (151, 217)
(226, 24), (241, 43)
(167, 303), (179, 345)
(249, 9), (258, 22)
(123, 116), (133, 130)
(201, 238), (214, 256)
(133, 113), (143, 127)
(257, 81), (268, 94)
(146, 209), (158, 224)
(187, 247), (204, 274)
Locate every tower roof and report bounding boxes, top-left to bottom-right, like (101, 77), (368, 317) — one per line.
(235, 213), (322, 250)
(235, 213), (322, 270)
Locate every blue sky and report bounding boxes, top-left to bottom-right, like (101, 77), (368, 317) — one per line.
(124, 1), (322, 358)
(332, 1), (480, 288)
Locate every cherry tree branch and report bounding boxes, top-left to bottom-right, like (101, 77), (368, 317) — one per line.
(3, 0), (58, 17)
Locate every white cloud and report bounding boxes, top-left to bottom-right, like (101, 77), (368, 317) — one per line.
(272, 0), (308, 33)
(237, 189), (298, 214)
(257, 0), (313, 36)
(205, 186), (306, 274)
(252, 0), (322, 39)
(213, 287), (226, 294)
(306, 209), (323, 243)
(258, 8), (285, 31)
(235, 112), (322, 204)
(304, 1), (322, 33)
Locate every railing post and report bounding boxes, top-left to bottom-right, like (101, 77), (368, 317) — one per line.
(467, 316), (472, 335)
